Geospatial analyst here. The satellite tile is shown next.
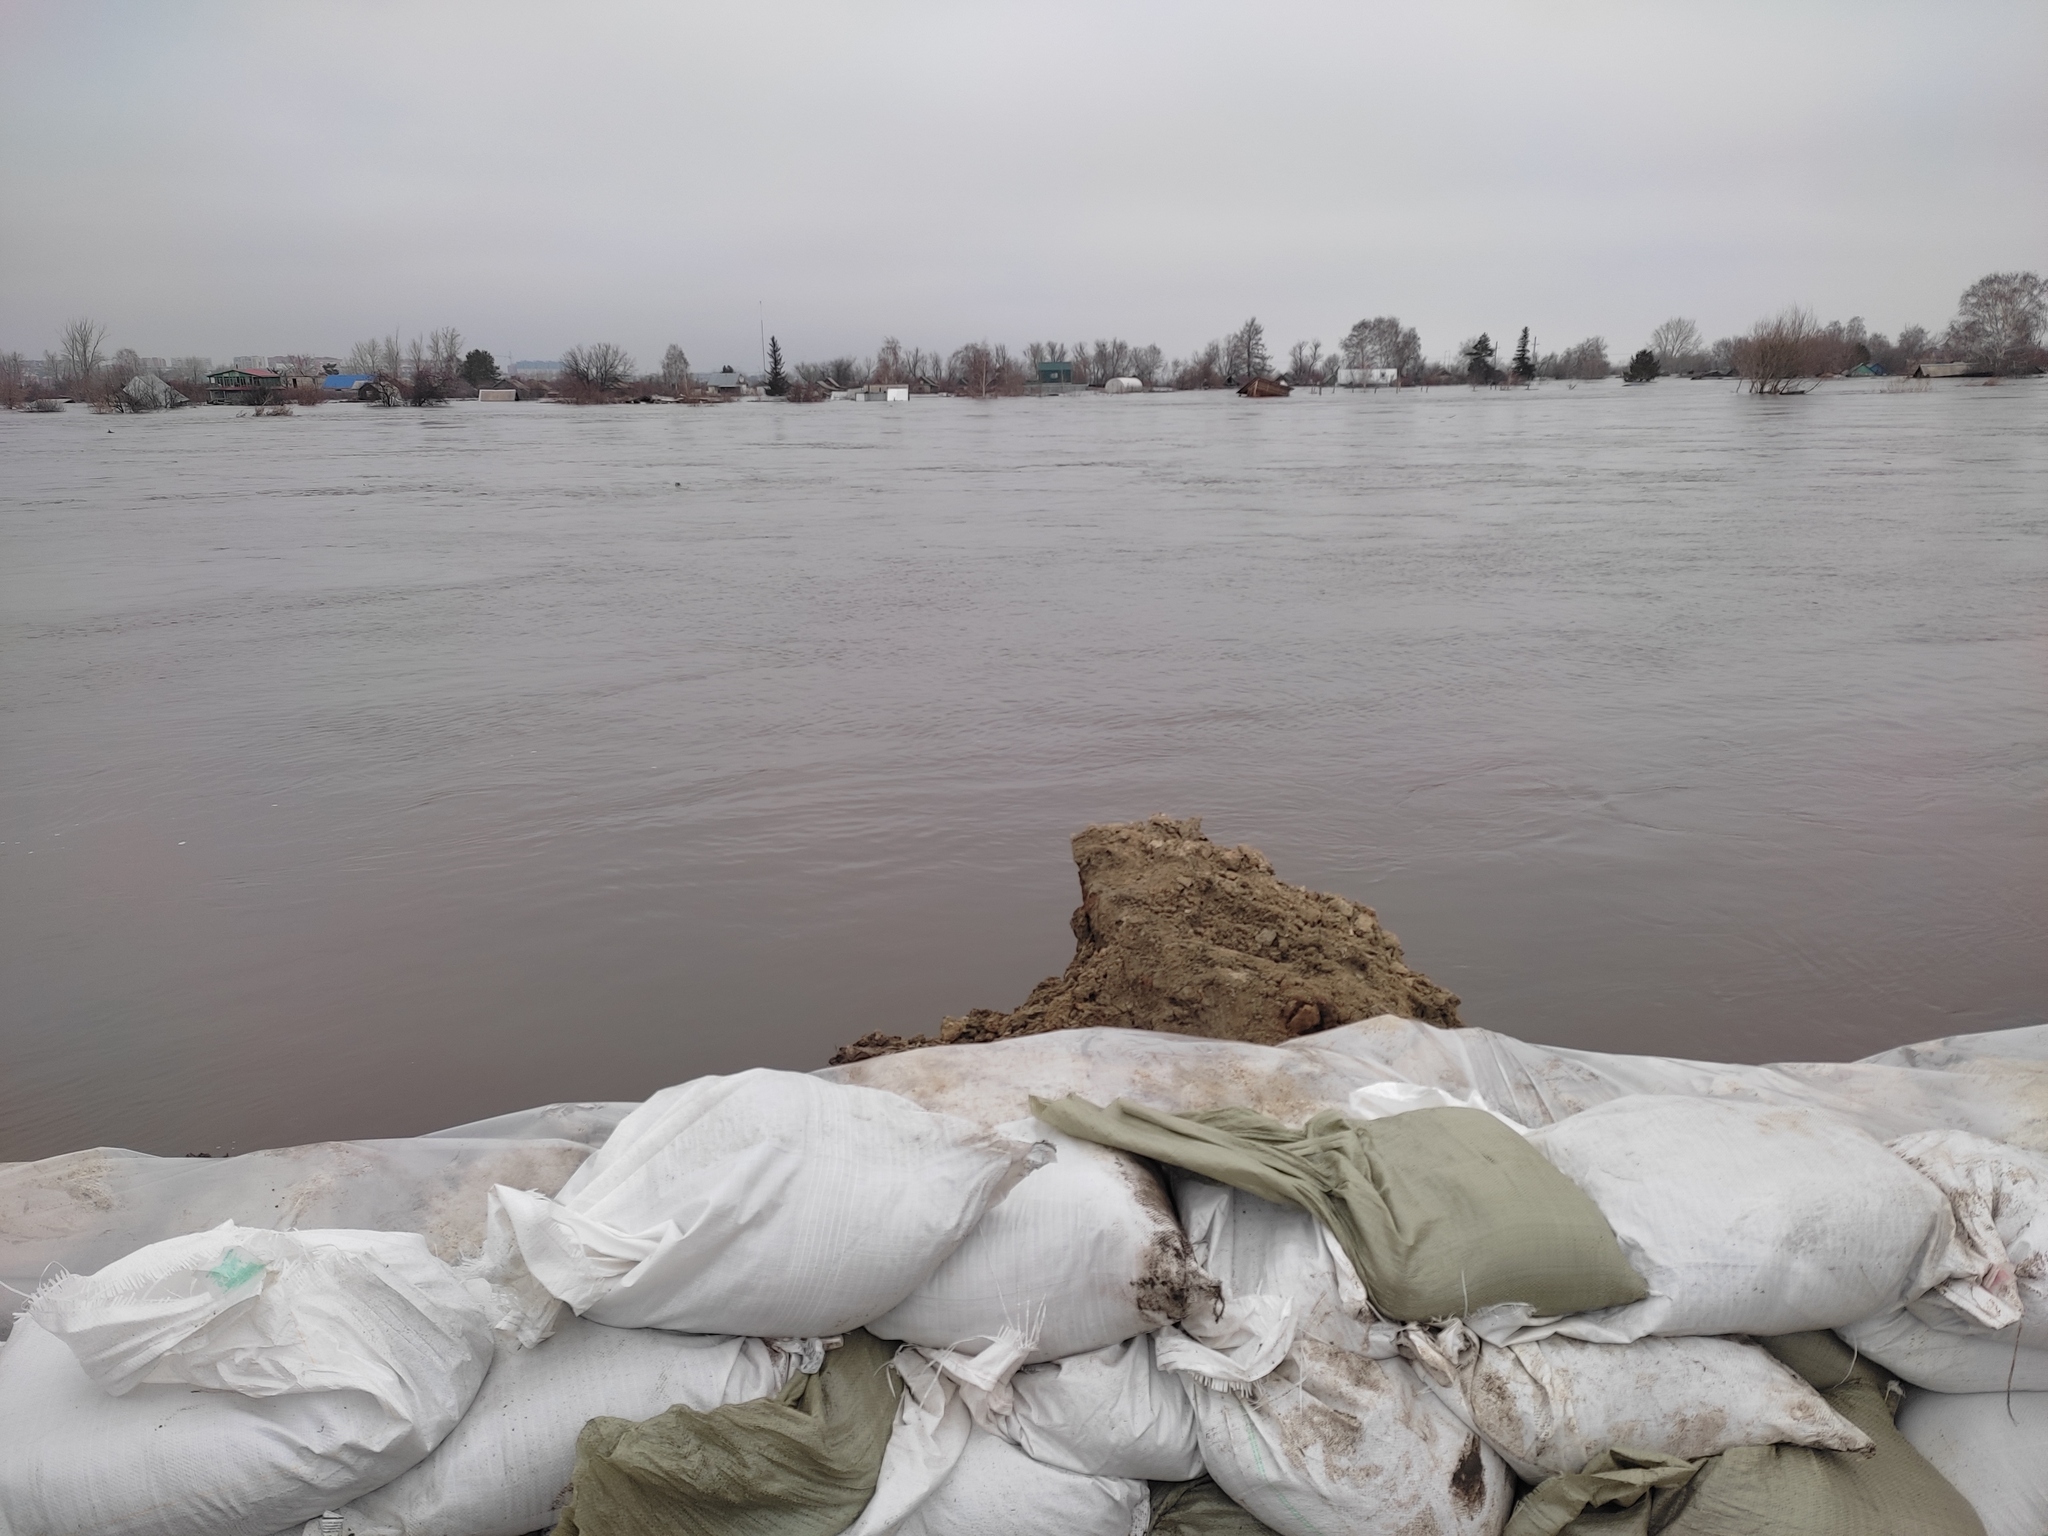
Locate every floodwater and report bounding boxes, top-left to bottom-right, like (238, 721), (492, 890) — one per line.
(2, 381), (2042, 1161)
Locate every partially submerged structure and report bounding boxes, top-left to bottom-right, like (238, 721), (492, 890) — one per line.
(205, 365), (283, 405)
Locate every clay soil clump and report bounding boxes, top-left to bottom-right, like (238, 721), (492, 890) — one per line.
(831, 814), (1462, 1064)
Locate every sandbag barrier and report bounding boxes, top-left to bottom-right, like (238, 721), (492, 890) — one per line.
(0, 1017), (2042, 1536)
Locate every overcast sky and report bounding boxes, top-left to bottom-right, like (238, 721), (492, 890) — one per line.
(4, 1), (2043, 370)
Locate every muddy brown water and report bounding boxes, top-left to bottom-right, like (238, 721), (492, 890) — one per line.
(2, 381), (2042, 1161)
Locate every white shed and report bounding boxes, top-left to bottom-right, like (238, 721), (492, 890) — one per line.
(1102, 377), (1144, 394)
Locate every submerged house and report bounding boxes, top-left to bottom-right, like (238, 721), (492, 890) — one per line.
(205, 365), (283, 405)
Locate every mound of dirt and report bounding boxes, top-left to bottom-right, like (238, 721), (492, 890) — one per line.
(830, 814), (1462, 1064)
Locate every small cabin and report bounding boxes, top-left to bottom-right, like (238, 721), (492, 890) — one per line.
(205, 366), (283, 405)
(1035, 360), (1074, 385)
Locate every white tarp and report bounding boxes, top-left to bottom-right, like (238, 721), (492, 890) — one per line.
(0, 1136), (591, 1337)
(473, 1069), (1045, 1344)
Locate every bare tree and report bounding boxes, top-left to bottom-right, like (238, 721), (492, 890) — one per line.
(0, 350), (27, 407)
(1225, 317), (1271, 380)
(1172, 340), (1228, 390)
(1341, 315), (1423, 381)
(428, 327), (464, 383)
(1733, 306), (1818, 394)
(1286, 338), (1334, 387)
(660, 344), (691, 393)
(1128, 344), (1164, 386)
(1025, 341), (1069, 367)
(1543, 337), (1610, 380)
(1649, 317), (1703, 370)
(56, 317), (108, 394)
(170, 356), (212, 383)
(561, 342), (634, 394)
(109, 347), (144, 388)
(347, 335), (403, 378)
(1946, 270), (2046, 374)
(950, 340), (1007, 398)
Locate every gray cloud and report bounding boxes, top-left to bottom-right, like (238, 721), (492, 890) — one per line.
(2, 1), (2042, 369)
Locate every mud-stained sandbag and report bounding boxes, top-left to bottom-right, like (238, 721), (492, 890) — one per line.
(1400, 1319), (1871, 1481)
(1163, 1174), (1515, 1536)
(0, 1225), (492, 1536)
(1034, 1095), (1644, 1322)
(1147, 1476), (1281, 1536)
(551, 1329), (900, 1536)
(320, 1317), (797, 1536)
(475, 1071), (1044, 1345)
(1522, 1096), (1988, 1343)
(1506, 1331), (1987, 1536)
(0, 1136), (591, 1337)
(1896, 1388), (2048, 1536)
(868, 1123), (1218, 1363)
(1839, 1130), (2048, 1392)
(889, 1426), (1150, 1536)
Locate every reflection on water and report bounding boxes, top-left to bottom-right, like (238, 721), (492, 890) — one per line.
(1, 381), (2042, 1160)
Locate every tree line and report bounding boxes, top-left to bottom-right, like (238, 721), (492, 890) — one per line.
(6, 271), (2040, 411)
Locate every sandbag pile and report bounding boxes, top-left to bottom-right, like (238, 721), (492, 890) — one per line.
(2, 1018), (2044, 1536)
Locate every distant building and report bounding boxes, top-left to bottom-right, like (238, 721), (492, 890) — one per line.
(1036, 360), (1074, 385)
(692, 367), (756, 395)
(1910, 359), (1970, 379)
(232, 355), (271, 371)
(1337, 367), (1398, 387)
(477, 388), (518, 402)
(1102, 377), (1144, 394)
(511, 360), (564, 378)
(835, 384), (908, 403)
(206, 365), (283, 404)
(321, 373), (377, 392)
(1845, 362), (1885, 378)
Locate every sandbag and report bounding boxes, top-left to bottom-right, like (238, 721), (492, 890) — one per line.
(869, 1122), (1218, 1363)
(552, 1329), (900, 1536)
(1521, 1095), (1987, 1342)
(0, 1225), (492, 1536)
(1400, 1319), (1871, 1480)
(1146, 1477), (1280, 1536)
(1035, 1094), (1645, 1322)
(321, 1316), (797, 1536)
(1163, 1175), (1514, 1536)
(1839, 1130), (2048, 1391)
(997, 1335), (1202, 1481)
(891, 1427), (1149, 1536)
(474, 1070), (1044, 1344)
(1507, 1331), (1988, 1536)
(0, 1136), (591, 1337)
(1896, 1388), (2048, 1536)
(1839, 1305), (2048, 1393)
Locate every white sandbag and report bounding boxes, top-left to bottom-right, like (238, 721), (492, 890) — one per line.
(1839, 1127), (2048, 1392)
(0, 1224), (492, 1536)
(475, 1069), (1044, 1344)
(868, 1121), (1219, 1362)
(996, 1335), (1202, 1481)
(819, 1027), (1363, 1129)
(1290, 1016), (2048, 1151)
(1890, 1129), (2047, 1335)
(1162, 1174), (1514, 1536)
(1839, 1306), (2048, 1393)
(0, 1136), (591, 1337)
(1397, 1318), (1872, 1481)
(893, 1427), (1149, 1536)
(1896, 1388), (2048, 1536)
(1518, 1095), (1989, 1342)
(324, 1315), (796, 1536)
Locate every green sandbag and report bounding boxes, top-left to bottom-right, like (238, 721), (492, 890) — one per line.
(1148, 1475), (1281, 1535)
(1030, 1096), (1644, 1321)
(550, 1329), (901, 1536)
(1510, 1332), (1987, 1536)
